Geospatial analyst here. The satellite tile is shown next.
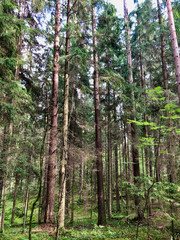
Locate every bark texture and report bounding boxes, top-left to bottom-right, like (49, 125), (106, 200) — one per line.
(124, 0), (143, 220)
(56, 0), (71, 234)
(166, 0), (180, 104)
(45, 0), (60, 224)
(92, 5), (106, 225)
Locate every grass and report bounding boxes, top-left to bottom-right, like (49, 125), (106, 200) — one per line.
(0, 196), (179, 239)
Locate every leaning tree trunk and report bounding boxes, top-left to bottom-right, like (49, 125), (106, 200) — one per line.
(92, 3), (106, 225)
(45, 0), (60, 224)
(123, 0), (143, 220)
(166, 0), (180, 104)
(56, 0), (71, 236)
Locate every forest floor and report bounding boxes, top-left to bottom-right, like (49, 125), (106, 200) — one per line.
(0, 198), (180, 239)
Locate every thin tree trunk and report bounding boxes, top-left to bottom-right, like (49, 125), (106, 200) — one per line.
(158, 0), (177, 185)
(115, 144), (120, 212)
(123, 124), (129, 219)
(70, 163), (75, 225)
(29, 125), (47, 240)
(92, 4), (106, 225)
(157, 0), (168, 94)
(113, 94), (120, 212)
(166, 0), (180, 104)
(0, 181), (7, 233)
(65, 156), (71, 218)
(41, 155), (48, 223)
(56, 0), (71, 235)
(45, 0), (60, 224)
(0, 127), (8, 205)
(124, 0), (143, 220)
(107, 85), (112, 219)
(11, 176), (19, 224)
(23, 188), (29, 232)
(79, 160), (83, 201)
(0, 123), (13, 232)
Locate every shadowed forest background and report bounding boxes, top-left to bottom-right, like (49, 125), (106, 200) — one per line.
(0, 0), (180, 239)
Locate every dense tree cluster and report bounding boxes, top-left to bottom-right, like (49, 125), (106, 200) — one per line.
(0, 0), (179, 239)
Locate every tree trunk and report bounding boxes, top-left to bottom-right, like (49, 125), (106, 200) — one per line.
(166, 0), (180, 104)
(41, 155), (48, 223)
(0, 181), (7, 233)
(79, 160), (83, 201)
(70, 163), (75, 225)
(157, 0), (168, 94)
(158, 0), (177, 185)
(115, 144), (120, 212)
(11, 176), (19, 224)
(45, 0), (61, 224)
(65, 156), (71, 218)
(92, 4), (106, 225)
(23, 187), (29, 232)
(0, 127), (8, 204)
(113, 93), (120, 212)
(107, 85), (112, 219)
(0, 123), (12, 232)
(124, 0), (143, 220)
(56, 0), (71, 234)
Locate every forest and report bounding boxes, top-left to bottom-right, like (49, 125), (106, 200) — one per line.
(0, 0), (180, 239)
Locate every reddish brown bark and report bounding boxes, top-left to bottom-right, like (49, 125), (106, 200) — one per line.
(92, 5), (106, 225)
(45, 0), (60, 224)
(166, 0), (180, 104)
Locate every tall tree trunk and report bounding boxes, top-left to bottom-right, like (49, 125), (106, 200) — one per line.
(56, 0), (71, 235)
(158, 0), (177, 186)
(123, 0), (143, 220)
(107, 85), (112, 219)
(92, 4), (106, 225)
(166, 0), (180, 104)
(45, 0), (60, 224)
(113, 93), (120, 212)
(29, 126), (47, 240)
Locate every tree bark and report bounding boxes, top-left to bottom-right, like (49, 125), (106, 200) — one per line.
(157, 0), (168, 94)
(107, 85), (112, 219)
(0, 127), (8, 204)
(0, 123), (12, 233)
(166, 0), (180, 104)
(115, 144), (120, 212)
(45, 0), (61, 224)
(92, 4), (106, 225)
(65, 156), (71, 218)
(124, 0), (143, 220)
(11, 175), (19, 224)
(56, 0), (71, 234)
